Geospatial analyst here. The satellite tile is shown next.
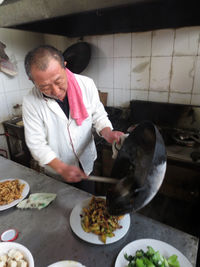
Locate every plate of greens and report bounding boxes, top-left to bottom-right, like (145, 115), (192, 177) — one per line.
(115, 238), (192, 267)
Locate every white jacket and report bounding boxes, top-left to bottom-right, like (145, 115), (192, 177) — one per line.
(22, 74), (113, 175)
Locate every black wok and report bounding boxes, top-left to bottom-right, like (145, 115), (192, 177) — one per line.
(106, 121), (167, 215)
(63, 42), (91, 74)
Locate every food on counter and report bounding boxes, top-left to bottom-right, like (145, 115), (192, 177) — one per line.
(80, 196), (123, 243)
(0, 248), (28, 267)
(124, 246), (180, 267)
(0, 179), (25, 205)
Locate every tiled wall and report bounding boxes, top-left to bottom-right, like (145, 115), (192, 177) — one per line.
(82, 26), (200, 107)
(1, 26), (200, 153)
(0, 28), (72, 152)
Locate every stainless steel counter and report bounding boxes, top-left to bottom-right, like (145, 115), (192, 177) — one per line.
(0, 156), (199, 267)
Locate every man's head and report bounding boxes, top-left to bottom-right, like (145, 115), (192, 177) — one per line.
(25, 45), (65, 80)
(25, 45), (68, 101)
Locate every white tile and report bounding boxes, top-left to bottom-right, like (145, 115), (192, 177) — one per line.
(82, 58), (99, 86)
(2, 73), (20, 92)
(132, 31), (152, 57)
(169, 92), (191, 104)
(0, 93), (9, 122)
(44, 34), (58, 48)
(99, 87), (114, 106)
(5, 91), (23, 117)
(114, 58), (131, 89)
(113, 89), (130, 107)
(20, 89), (31, 98)
(98, 58), (113, 88)
(174, 27), (200, 56)
(9, 29), (44, 61)
(152, 29), (174, 56)
(170, 56), (195, 93)
(191, 94), (200, 105)
(193, 56), (200, 93)
(149, 91), (168, 102)
(0, 74), (4, 92)
(114, 33), (131, 57)
(17, 60), (33, 90)
(53, 36), (76, 52)
(131, 57), (150, 90)
(97, 35), (114, 58)
(130, 90), (148, 101)
(150, 57), (172, 91)
(53, 35), (70, 52)
(44, 34), (74, 52)
(0, 29), (13, 57)
(0, 28), (12, 44)
(84, 35), (99, 58)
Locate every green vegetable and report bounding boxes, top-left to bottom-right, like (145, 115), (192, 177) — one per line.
(124, 246), (180, 267)
(136, 258), (146, 267)
(168, 255), (180, 267)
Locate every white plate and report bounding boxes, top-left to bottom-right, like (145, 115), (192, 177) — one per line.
(0, 241), (34, 267)
(115, 238), (192, 267)
(70, 197), (130, 245)
(47, 260), (86, 267)
(0, 178), (30, 211)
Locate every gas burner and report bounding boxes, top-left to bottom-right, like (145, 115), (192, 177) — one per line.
(171, 131), (200, 147)
(160, 127), (200, 147)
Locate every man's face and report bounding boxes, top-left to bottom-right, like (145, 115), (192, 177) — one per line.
(31, 58), (68, 101)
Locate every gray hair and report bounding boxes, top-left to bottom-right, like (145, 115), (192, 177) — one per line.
(24, 45), (65, 80)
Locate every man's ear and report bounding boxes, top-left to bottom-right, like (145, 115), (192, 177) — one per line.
(64, 61), (67, 66)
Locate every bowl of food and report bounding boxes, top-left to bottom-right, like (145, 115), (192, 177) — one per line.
(0, 242), (34, 267)
(115, 238), (192, 267)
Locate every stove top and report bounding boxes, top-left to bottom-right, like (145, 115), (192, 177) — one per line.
(128, 100), (200, 165)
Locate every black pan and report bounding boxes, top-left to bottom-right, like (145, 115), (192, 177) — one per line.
(63, 42), (91, 74)
(106, 121), (167, 215)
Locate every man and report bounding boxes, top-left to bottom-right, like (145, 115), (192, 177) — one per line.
(23, 45), (124, 184)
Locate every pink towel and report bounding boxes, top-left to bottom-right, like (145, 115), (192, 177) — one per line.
(66, 68), (89, 126)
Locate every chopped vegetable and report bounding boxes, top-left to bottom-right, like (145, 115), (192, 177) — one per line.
(81, 196), (123, 243)
(124, 246), (180, 267)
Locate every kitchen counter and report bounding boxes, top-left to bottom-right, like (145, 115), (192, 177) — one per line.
(0, 156), (199, 267)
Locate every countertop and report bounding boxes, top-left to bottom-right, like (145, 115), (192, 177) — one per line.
(0, 156), (199, 267)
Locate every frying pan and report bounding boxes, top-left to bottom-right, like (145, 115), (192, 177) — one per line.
(63, 42), (91, 74)
(106, 121), (167, 215)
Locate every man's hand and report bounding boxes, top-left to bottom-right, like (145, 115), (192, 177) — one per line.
(100, 127), (124, 144)
(47, 158), (87, 183)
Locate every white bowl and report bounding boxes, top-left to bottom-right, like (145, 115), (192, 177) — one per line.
(0, 242), (34, 267)
(48, 261), (86, 267)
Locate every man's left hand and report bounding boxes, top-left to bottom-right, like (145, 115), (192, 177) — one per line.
(100, 127), (124, 144)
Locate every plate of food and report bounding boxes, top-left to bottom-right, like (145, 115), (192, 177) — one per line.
(0, 241), (34, 267)
(115, 238), (192, 267)
(0, 178), (30, 211)
(70, 196), (130, 245)
(47, 260), (86, 267)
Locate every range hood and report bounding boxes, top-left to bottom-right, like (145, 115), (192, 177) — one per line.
(0, 0), (147, 27)
(0, 0), (200, 37)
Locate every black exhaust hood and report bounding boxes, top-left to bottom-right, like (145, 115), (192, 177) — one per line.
(4, 0), (200, 37)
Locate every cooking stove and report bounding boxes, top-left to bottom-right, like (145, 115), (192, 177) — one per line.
(103, 103), (200, 165)
(158, 127), (200, 164)
(2, 116), (31, 167)
(128, 100), (200, 166)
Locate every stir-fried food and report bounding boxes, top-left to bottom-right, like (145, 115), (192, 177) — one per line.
(81, 196), (123, 243)
(0, 179), (25, 205)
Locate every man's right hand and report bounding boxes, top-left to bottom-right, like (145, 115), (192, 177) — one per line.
(47, 158), (87, 183)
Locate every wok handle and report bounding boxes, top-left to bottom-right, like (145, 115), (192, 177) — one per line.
(88, 175), (118, 184)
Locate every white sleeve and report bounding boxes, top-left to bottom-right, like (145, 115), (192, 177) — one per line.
(22, 97), (57, 166)
(88, 79), (113, 134)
